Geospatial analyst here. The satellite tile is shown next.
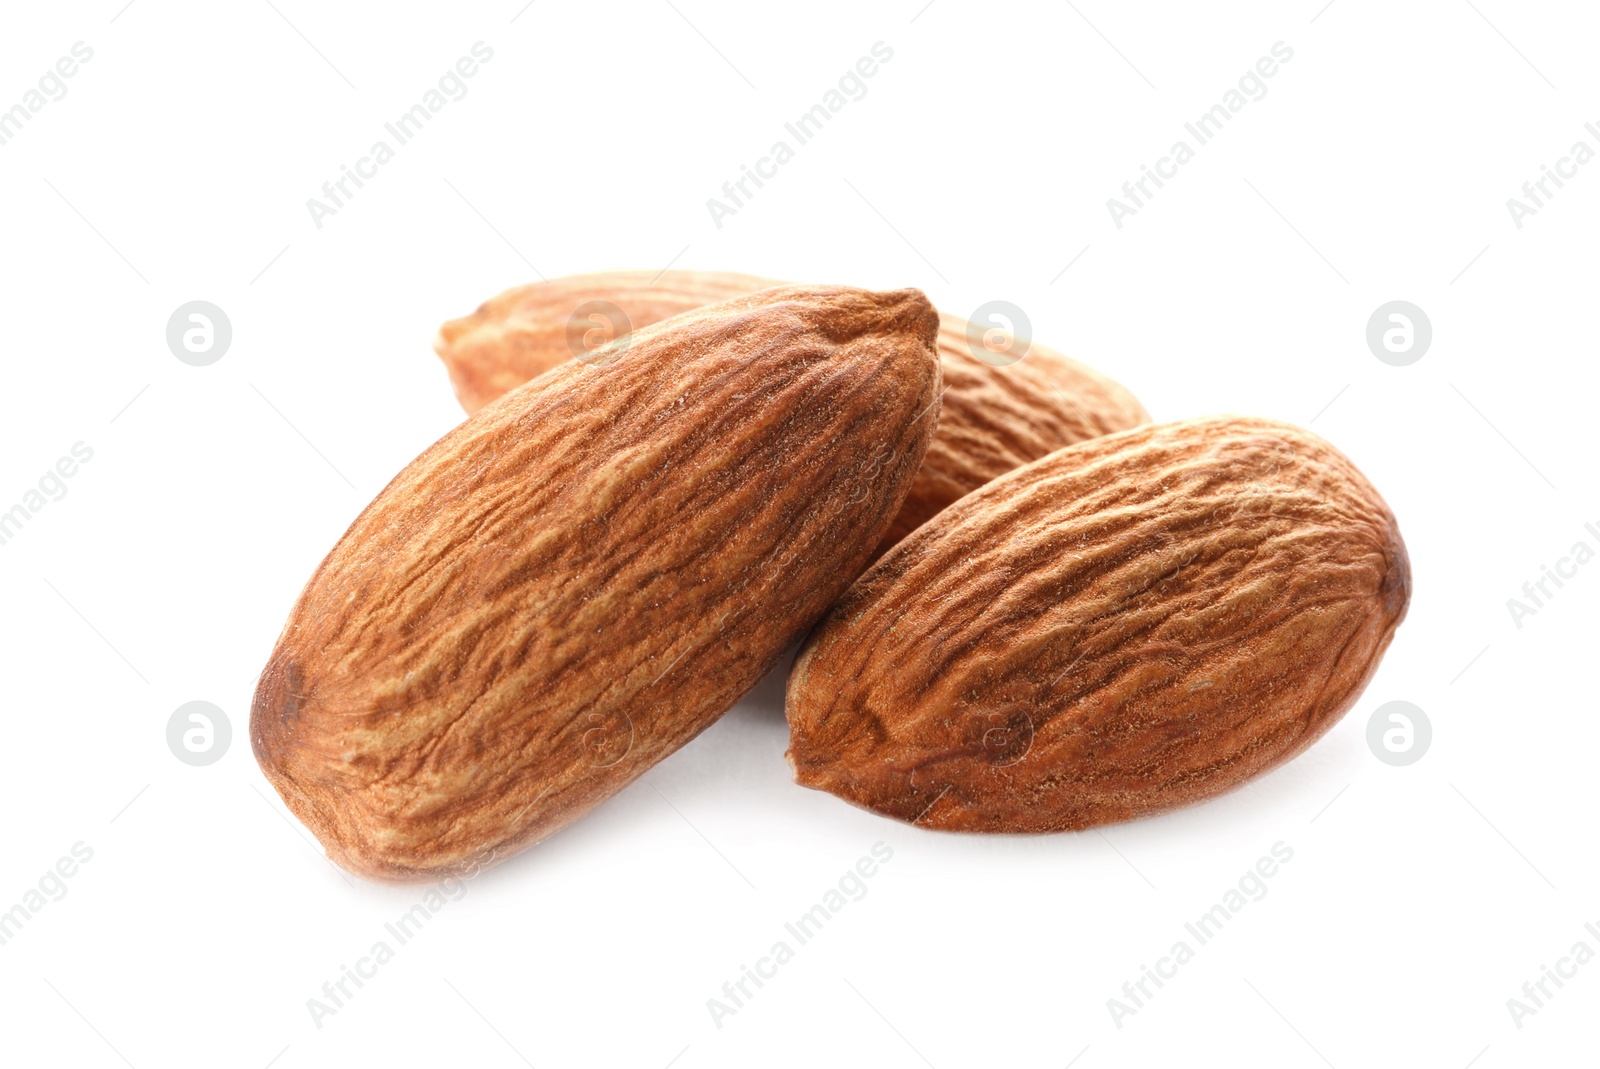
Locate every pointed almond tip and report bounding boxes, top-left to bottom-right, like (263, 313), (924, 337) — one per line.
(881, 287), (940, 349)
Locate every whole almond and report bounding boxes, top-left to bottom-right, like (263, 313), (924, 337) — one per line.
(434, 270), (1149, 554)
(786, 416), (1410, 832)
(253, 285), (942, 881)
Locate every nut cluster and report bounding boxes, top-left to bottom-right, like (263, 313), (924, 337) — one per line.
(253, 273), (1409, 882)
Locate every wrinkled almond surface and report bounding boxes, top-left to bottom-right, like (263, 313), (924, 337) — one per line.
(435, 270), (774, 414)
(786, 416), (1410, 832)
(253, 285), (942, 881)
(434, 270), (1149, 554)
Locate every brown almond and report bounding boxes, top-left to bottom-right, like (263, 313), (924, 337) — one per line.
(253, 285), (942, 881)
(433, 270), (1150, 554)
(434, 270), (773, 414)
(786, 416), (1410, 832)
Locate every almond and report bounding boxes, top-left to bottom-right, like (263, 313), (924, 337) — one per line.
(434, 270), (774, 414)
(253, 285), (942, 881)
(434, 270), (1149, 554)
(785, 416), (1410, 832)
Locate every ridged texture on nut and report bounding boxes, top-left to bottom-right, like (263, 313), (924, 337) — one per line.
(786, 416), (1411, 832)
(887, 318), (1147, 549)
(253, 285), (943, 881)
(433, 270), (1149, 555)
(435, 270), (775, 414)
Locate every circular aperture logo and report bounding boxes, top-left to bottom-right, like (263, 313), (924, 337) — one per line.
(166, 701), (232, 766)
(1366, 301), (1431, 366)
(965, 301), (1033, 367)
(166, 301), (233, 366)
(566, 300), (633, 364)
(1366, 700), (1431, 766)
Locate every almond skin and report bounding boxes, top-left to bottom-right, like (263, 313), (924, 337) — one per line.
(434, 271), (1149, 554)
(435, 270), (774, 414)
(253, 285), (942, 881)
(786, 416), (1410, 832)
(888, 321), (1145, 549)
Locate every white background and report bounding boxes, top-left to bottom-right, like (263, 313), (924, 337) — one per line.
(1, 1), (1595, 1066)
